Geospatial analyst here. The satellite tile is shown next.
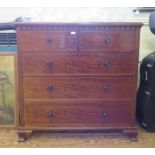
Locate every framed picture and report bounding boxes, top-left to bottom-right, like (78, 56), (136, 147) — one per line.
(0, 52), (16, 127)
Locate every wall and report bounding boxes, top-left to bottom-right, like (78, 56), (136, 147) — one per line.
(0, 7), (155, 60)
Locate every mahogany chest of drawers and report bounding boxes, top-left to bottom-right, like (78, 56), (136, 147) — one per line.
(15, 22), (143, 142)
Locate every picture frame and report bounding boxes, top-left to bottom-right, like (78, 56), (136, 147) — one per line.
(0, 52), (17, 128)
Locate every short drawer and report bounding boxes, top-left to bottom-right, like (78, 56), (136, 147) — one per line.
(22, 53), (136, 76)
(18, 31), (77, 51)
(24, 101), (131, 126)
(79, 31), (135, 52)
(23, 77), (134, 100)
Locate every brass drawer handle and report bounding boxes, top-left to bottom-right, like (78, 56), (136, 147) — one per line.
(46, 62), (53, 69)
(103, 112), (109, 120)
(103, 60), (111, 68)
(48, 111), (53, 120)
(47, 38), (52, 44)
(103, 85), (110, 93)
(47, 85), (53, 92)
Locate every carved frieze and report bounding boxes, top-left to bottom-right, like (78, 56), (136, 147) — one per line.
(16, 24), (140, 31)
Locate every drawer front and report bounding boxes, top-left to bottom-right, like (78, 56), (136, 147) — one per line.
(79, 31), (135, 51)
(22, 53), (136, 76)
(18, 31), (77, 51)
(23, 77), (134, 100)
(24, 101), (131, 126)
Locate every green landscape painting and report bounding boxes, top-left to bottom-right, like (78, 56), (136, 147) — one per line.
(0, 55), (15, 125)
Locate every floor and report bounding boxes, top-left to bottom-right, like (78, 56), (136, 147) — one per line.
(0, 125), (155, 148)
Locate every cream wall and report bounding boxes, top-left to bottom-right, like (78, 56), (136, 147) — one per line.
(0, 7), (155, 60)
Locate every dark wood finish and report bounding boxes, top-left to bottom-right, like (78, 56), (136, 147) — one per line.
(18, 31), (77, 51)
(22, 53), (136, 76)
(24, 101), (131, 126)
(16, 22), (143, 142)
(18, 30), (136, 52)
(79, 31), (136, 52)
(123, 129), (138, 142)
(17, 130), (32, 142)
(15, 22), (143, 27)
(23, 77), (134, 100)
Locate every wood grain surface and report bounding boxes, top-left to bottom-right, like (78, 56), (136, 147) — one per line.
(16, 23), (143, 141)
(24, 101), (131, 126)
(23, 77), (134, 100)
(79, 31), (136, 51)
(18, 31), (77, 51)
(22, 53), (136, 76)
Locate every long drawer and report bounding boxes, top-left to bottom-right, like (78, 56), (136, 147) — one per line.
(23, 77), (134, 100)
(22, 53), (136, 76)
(24, 101), (131, 126)
(18, 30), (135, 52)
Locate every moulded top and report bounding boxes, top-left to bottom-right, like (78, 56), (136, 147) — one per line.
(14, 22), (143, 27)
